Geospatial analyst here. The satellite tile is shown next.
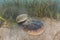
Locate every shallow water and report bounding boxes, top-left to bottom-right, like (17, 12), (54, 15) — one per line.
(0, 18), (60, 40)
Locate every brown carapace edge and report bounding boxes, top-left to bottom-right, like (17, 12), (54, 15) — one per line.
(23, 26), (45, 36)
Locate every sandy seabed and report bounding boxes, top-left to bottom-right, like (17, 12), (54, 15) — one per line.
(0, 18), (60, 40)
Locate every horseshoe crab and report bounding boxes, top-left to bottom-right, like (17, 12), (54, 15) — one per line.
(16, 14), (45, 35)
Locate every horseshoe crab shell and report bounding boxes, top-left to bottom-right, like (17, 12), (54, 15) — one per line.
(23, 20), (45, 35)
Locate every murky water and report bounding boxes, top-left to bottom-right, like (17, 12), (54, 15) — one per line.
(0, 18), (60, 40)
